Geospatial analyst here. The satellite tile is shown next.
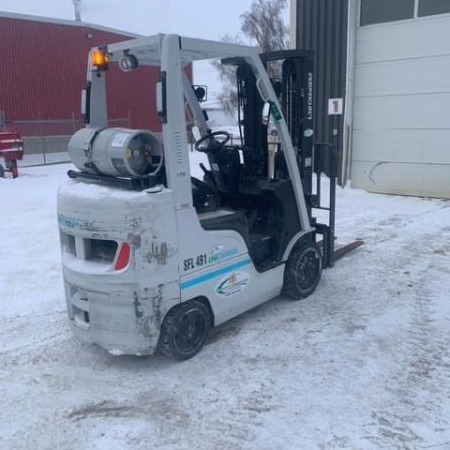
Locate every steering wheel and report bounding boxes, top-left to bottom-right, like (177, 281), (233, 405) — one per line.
(194, 130), (231, 153)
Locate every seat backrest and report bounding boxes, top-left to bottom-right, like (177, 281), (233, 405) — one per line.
(207, 146), (241, 194)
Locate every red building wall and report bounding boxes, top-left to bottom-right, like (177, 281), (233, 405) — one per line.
(0, 14), (163, 133)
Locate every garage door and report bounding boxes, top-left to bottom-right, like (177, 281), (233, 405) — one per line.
(351, 0), (450, 198)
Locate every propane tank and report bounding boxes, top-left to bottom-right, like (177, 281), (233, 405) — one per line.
(68, 128), (163, 177)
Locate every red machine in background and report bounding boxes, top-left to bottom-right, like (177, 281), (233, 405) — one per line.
(0, 129), (24, 178)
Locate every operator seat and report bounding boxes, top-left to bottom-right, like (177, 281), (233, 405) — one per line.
(206, 146), (241, 194)
(191, 177), (220, 213)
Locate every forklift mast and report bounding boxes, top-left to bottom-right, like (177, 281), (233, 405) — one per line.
(236, 63), (268, 177)
(232, 49), (336, 268)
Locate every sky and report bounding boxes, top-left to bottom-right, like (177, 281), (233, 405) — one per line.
(1, 0), (289, 105)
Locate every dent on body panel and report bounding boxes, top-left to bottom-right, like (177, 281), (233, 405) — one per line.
(147, 210), (175, 266)
(144, 213), (177, 267)
(127, 232), (142, 249)
(129, 205), (177, 268)
(133, 285), (165, 340)
(146, 241), (171, 265)
(125, 216), (146, 271)
(133, 279), (180, 340)
(127, 216), (143, 248)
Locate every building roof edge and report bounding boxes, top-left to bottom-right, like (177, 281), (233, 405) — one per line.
(0, 10), (142, 38)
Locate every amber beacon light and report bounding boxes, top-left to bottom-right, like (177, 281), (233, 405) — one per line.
(91, 49), (109, 69)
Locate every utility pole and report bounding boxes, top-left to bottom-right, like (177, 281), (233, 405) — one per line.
(73, 0), (82, 22)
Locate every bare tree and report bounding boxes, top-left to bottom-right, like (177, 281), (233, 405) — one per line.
(212, 0), (288, 113)
(210, 34), (243, 114)
(241, 0), (288, 52)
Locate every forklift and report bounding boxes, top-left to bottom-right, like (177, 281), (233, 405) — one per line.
(58, 34), (357, 360)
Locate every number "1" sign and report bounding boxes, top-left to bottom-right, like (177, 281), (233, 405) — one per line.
(328, 98), (344, 115)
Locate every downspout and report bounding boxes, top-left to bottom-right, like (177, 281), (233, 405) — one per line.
(342, 0), (358, 183)
(290, 0), (297, 49)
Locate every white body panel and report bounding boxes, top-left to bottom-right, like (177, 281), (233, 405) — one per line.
(176, 208), (283, 325)
(351, 14), (450, 198)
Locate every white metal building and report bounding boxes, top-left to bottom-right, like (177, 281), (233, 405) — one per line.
(349, 0), (450, 198)
(293, 0), (450, 199)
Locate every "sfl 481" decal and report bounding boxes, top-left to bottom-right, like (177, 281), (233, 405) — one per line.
(183, 247), (239, 272)
(183, 254), (207, 271)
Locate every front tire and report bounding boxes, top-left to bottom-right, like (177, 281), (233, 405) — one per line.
(282, 242), (322, 300)
(158, 300), (210, 360)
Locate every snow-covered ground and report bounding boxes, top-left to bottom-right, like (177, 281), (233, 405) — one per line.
(0, 161), (449, 450)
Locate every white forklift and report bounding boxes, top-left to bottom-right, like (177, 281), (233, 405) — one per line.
(58, 34), (354, 360)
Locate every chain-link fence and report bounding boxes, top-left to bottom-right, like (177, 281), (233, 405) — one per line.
(13, 116), (130, 166)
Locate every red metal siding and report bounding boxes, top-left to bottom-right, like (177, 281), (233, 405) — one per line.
(0, 16), (161, 133)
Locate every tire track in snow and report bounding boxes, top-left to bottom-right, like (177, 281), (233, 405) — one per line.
(363, 227), (450, 449)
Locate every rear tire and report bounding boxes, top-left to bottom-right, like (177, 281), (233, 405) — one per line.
(282, 242), (322, 300)
(157, 300), (210, 361)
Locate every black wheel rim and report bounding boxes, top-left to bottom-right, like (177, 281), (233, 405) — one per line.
(174, 309), (206, 355)
(296, 249), (321, 290)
